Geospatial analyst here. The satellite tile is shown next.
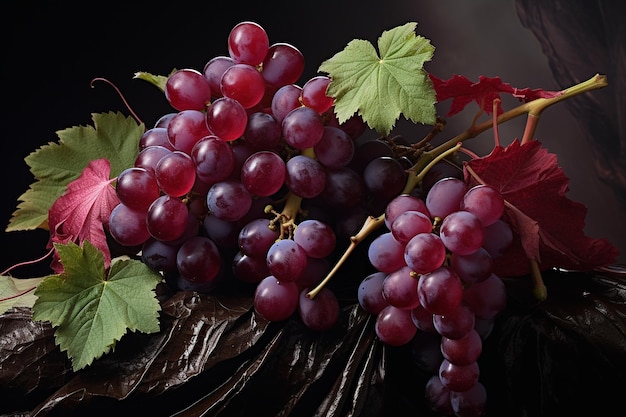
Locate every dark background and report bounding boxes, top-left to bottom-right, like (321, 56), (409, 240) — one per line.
(2, 0), (624, 277)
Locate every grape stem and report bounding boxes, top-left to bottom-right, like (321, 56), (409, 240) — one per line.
(403, 142), (463, 193)
(269, 192), (303, 239)
(90, 77), (143, 125)
(306, 214), (385, 299)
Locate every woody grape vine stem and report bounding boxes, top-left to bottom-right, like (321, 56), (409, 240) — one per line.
(307, 74), (608, 299)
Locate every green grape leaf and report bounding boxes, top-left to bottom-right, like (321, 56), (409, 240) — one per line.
(134, 71), (170, 92)
(6, 112), (143, 232)
(0, 276), (46, 314)
(318, 22), (437, 136)
(32, 240), (163, 371)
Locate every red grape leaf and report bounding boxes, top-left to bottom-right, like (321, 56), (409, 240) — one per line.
(465, 139), (619, 277)
(430, 74), (562, 117)
(47, 158), (120, 272)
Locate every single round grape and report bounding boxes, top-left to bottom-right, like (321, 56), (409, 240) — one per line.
(482, 219), (513, 259)
(450, 247), (493, 284)
(108, 203), (150, 247)
(161, 208), (200, 247)
(300, 75), (334, 114)
(243, 112), (282, 150)
(441, 328), (483, 365)
(155, 150), (196, 197)
(176, 236), (221, 283)
(297, 287), (339, 331)
(293, 219), (336, 259)
(206, 97), (248, 141)
(202, 214), (239, 248)
(191, 135), (235, 184)
(206, 179), (252, 221)
(115, 167), (160, 211)
(363, 156), (407, 202)
(404, 232), (447, 274)
(240, 151), (286, 197)
(357, 271), (388, 315)
(319, 166), (366, 209)
(410, 304), (436, 333)
(232, 251), (270, 284)
(391, 210), (433, 244)
(281, 106), (325, 149)
(220, 63), (265, 109)
(139, 127), (173, 150)
(146, 195), (189, 242)
(439, 210), (485, 256)
(313, 126), (355, 169)
(462, 184), (505, 226)
(167, 109), (211, 155)
(375, 305), (417, 346)
(367, 232), (406, 274)
(433, 302), (475, 340)
(424, 375), (454, 416)
(270, 84), (303, 123)
(165, 68), (212, 111)
(438, 359), (480, 392)
(426, 177), (468, 220)
(228, 21), (269, 66)
(463, 273), (507, 320)
(450, 380), (487, 417)
(141, 238), (179, 274)
(418, 266), (464, 315)
(134, 145), (172, 176)
(253, 275), (299, 321)
(261, 42), (305, 88)
(238, 218), (280, 258)
(382, 265), (420, 310)
(384, 193), (430, 229)
(202, 55), (235, 98)
(285, 155), (326, 199)
(266, 239), (307, 282)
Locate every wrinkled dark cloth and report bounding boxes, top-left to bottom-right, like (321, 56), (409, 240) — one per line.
(1, 269), (625, 417)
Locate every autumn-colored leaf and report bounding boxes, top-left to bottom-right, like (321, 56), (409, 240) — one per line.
(464, 139), (619, 277)
(47, 158), (120, 272)
(431, 74), (562, 117)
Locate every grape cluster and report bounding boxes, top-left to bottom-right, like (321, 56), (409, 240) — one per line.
(109, 20), (515, 416)
(357, 177), (513, 416)
(109, 21), (379, 331)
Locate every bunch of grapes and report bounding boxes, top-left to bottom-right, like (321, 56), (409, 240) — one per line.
(108, 20), (382, 332)
(108, 20), (516, 416)
(357, 177), (513, 417)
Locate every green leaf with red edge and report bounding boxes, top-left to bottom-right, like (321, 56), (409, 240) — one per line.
(464, 139), (619, 277)
(431, 74), (562, 117)
(47, 158), (120, 273)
